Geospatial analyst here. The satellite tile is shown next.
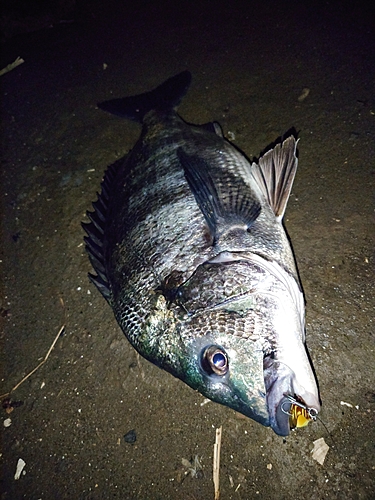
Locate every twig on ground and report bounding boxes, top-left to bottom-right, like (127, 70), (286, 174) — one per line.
(0, 324), (65, 400)
(213, 425), (222, 500)
(0, 57), (25, 76)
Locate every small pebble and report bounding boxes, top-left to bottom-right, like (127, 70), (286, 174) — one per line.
(124, 429), (137, 444)
(4, 418), (12, 427)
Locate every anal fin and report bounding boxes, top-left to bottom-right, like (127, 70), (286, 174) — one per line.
(82, 159), (121, 302)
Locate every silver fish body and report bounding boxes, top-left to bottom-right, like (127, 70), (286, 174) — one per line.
(84, 72), (320, 435)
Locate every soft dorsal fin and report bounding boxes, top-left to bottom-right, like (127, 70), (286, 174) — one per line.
(251, 135), (298, 221)
(177, 148), (261, 244)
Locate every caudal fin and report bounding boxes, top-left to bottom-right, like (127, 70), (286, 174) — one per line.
(98, 70), (192, 122)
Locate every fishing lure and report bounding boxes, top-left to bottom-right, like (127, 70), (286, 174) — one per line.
(282, 394), (318, 429)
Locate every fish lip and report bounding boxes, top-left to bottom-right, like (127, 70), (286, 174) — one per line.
(264, 356), (293, 436)
(272, 396), (292, 436)
(264, 356), (321, 436)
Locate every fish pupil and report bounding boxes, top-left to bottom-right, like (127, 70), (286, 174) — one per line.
(213, 352), (226, 368)
(201, 346), (229, 376)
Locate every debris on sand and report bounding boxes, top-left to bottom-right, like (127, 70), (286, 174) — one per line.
(297, 87), (310, 102)
(0, 57), (25, 76)
(14, 458), (26, 480)
(311, 437), (329, 465)
(213, 426), (222, 499)
(181, 455), (203, 479)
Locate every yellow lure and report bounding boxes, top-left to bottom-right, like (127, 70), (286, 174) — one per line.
(290, 404), (312, 428)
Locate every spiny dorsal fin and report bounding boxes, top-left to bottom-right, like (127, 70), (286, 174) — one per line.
(251, 135), (298, 221)
(177, 148), (261, 244)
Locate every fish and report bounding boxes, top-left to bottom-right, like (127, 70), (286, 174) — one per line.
(83, 71), (320, 436)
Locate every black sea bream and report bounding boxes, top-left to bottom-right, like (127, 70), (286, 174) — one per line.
(83, 71), (320, 435)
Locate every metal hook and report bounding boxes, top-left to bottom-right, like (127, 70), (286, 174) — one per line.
(281, 398), (293, 416)
(281, 394), (318, 422)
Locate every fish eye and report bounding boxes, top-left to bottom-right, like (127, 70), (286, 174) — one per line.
(201, 345), (229, 376)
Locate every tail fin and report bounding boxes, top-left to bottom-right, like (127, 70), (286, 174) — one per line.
(98, 70), (192, 122)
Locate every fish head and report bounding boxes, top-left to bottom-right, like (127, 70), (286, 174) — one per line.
(176, 321), (320, 436)
(173, 313), (271, 428)
(153, 258), (320, 436)
(134, 287), (319, 436)
(164, 263), (320, 435)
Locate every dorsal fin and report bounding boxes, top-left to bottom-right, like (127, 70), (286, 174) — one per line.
(251, 135), (298, 221)
(177, 148), (261, 244)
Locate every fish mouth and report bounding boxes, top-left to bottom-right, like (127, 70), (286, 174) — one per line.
(264, 356), (320, 436)
(279, 394), (319, 430)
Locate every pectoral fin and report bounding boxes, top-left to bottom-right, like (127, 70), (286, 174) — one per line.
(177, 148), (261, 244)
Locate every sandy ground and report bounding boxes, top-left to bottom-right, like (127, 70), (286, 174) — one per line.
(1, 1), (374, 499)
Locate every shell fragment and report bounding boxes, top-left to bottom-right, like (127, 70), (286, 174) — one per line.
(14, 458), (26, 480)
(311, 437), (329, 465)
